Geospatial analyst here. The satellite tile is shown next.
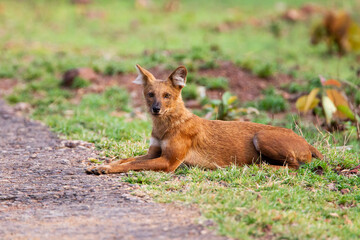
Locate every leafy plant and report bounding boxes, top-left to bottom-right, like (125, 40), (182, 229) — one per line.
(71, 77), (91, 89)
(204, 92), (258, 120)
(296, 76), (359, 126)
(236, 58), (257, 72)
(258, 87), (288, 113)
(197, 76), (229, 90)
(287, 82), (306, 93)
(181, 83), (199, 100)
(255, 63), (276, 78)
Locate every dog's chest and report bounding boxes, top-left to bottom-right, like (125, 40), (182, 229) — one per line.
(151, 137), (220, 169)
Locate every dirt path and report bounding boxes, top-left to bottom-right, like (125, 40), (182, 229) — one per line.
(0, 100), (226, 240)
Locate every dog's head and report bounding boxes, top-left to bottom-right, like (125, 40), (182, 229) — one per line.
(133, 64), (187, 117)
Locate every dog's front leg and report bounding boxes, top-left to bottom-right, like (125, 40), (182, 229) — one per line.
(99, 156), (172, 174)
(86, 145), (161, 175)
(86, 136), (191, 174)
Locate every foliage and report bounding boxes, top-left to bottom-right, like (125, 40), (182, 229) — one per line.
(296, 76), (359, 126)
(255, 63), (276, 78)
(71, 77), (91, 89)
(204, 92), (259, 120)
(258, 87), (288, 113)
(197, 76), (229, 90)
(181, 83), (199, 100)
(204, 92), (238, 120)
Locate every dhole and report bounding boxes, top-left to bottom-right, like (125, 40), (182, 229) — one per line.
(311, 10), (352, 55)
(86, 65), (323, 174)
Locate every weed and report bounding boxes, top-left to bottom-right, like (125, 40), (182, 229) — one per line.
(287, 82), (305, 93)
(104, 63), (125, 75)
(182, 83), (199, 100)
(236, 58), (257, 72)
(256, 87), (288, 113)
(255, 63), (276, 78)
(197, 77), (229, 90)
(71, 77), (91, 89)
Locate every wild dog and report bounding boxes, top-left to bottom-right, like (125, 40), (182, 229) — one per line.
(311, 10), (352, 55)
(86, 65), (323, 174)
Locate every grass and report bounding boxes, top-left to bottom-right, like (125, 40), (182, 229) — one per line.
(1, 0), (360, 239)
(125, 157), (360, 239)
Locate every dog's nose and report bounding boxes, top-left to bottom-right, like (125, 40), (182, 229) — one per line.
(152, 106), (161, 114)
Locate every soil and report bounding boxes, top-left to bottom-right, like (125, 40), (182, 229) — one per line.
(65, 61), (293, 109)
(0, 79), (18, 98)
(197, 61), (292, 102)
(0, 100), (227, 240)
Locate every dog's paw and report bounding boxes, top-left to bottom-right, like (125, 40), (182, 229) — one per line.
(85, 165), (111, 175)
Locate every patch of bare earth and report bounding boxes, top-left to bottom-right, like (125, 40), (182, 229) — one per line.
(0, 100), (227, 240)
(64, 61), (293, 109)
(0, 78), (17, 97)
(197, 61), (292, 102)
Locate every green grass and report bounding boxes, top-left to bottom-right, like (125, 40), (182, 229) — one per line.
(125, 148), (360, 239)
(1, 0), (360, 239)
(196, 76), (229, 90)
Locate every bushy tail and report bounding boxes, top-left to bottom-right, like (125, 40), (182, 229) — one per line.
(310, 145), (323, 160)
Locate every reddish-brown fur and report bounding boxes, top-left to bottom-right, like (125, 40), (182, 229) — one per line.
(86, 65), (323, 175)
(311, 10), (352, 55)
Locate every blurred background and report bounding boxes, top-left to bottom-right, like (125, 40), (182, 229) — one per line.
(0, 0), (359, 153)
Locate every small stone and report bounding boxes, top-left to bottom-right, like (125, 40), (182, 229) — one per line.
(329, 212), (340, 218)
(327, 183), (338, 191)
(340, 188), (350, 194)
(78, 205), (90, 211)
(64, 141), (78, 148)
(60, 159), (70, 165)
(14, 102), (31, 113)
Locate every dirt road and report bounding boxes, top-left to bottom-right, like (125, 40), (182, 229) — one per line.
(0, 100), (226, 240)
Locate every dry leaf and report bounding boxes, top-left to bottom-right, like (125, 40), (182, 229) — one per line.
(304, 88), (320, 112)
(323, 79), (341, 87)
(322, 95), (337, 124)
(296, 95), (320, 112)
(326, 89), (352, 119)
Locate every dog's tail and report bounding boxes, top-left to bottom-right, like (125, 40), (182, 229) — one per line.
(310, 145), (323, 160)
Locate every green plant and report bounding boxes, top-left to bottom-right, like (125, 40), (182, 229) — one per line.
(355, 91), (360, 106)
(199, 60), (219, 70)
(181, 83), (199, 100)
(197, 77), (229, 90)
(103, 87), (131, 111)
(104, 63), (125, 75)
(255, 63), (276, 78)
(71, 77), (91, 89)
(258, 95), (287, 113)
(237, 58), (257, 72)
(204, 92), (258, 120)
(257, 87), (288, 113)
(287, 82), (305, 93)
(296, 76), (359, 126)
(205, 92), (238, 120)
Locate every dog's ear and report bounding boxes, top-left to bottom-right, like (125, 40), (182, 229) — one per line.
(133, 64), (156, 85)
(168, 66), (187, 89)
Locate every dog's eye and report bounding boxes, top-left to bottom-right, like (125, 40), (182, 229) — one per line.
(163, 93), (171, 99)
(148, 92), (155, 98)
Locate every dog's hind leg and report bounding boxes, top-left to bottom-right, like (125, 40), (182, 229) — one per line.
(253, 129), (323, 169)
